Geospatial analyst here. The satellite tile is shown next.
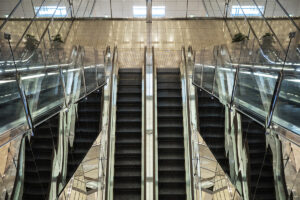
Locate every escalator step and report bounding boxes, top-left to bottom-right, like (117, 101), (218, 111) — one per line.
(114, 69), (142, 200)
(197, 89), (230, 175)
(157, 68), (187, 199)
(66, 89), (103, 183)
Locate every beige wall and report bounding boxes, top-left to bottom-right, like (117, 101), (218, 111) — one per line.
(1, 18), (299, 52)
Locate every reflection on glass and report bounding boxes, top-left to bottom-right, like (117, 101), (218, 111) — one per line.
(273, 75), (300, 134)
(234, 67), (278, 120)
(231, 5), (264, 17)
(0, 134), (22, 199)
(35, 6), (67, 18)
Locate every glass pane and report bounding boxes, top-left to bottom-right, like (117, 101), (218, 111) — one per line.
(202, 48), (216, 92)
(19, 36), (65, 124)
(0, 0), (20, 19)
(95, 49), (106, 86)
(273, 31), (300, 134)
(234, 66), (279, 120)
(0, 34), (27, 134)
(83, 47), (97, 92)
(213, 45), (236, 103)
(0, 134), (23, 199)
(61, 46), (80, 105)
(193, 63), (203, 88)
(78, 47), (86, 99)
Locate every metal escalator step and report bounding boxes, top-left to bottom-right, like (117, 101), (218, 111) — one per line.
(114, 166), (141, 177)
(114, 180), (141, 190)
(157, 68), (186, 197)
(66, 90), (103, 182)
(157, 82), (181, 90)
(117, 93), (141, 101)
(158, 182), (186, 194)
(197, 89), (230, 177)
(119, 80), (141, 86)
(157, 69), (187, 199)
(113, 194), (141, 200)
(23, 115), (59, 200)
(114, 68), (142, 200)
(118, 86), (141, 94)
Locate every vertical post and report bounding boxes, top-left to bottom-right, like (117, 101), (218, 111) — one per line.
(224, 0), (229, 18)
(144, 46), (155, 200)
(263, 0), (267, 16)
(266, 32), (295, 129)
(146, 0), (152, 23)
(186, 0), (189, 18)
(68, 0), (74, 18)
(110, 0), (112, 18)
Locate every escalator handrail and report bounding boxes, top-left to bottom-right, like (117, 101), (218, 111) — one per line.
(180, 46), (194, 200)
(105, 45), (118, 200)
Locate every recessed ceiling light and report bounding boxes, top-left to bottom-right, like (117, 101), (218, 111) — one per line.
(133, 6), (165, 18)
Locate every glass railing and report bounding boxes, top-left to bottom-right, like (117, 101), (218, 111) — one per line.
(193, 35), (300, 136)
(0, 33), (107, 143)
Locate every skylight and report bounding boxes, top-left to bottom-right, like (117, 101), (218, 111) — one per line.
(35, 6), (67, 17)
(133, 6), (165, 18)
(231, 6), (264, 17)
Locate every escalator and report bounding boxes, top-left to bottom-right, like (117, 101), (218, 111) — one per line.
(197, 89), (230, 174)
(23, 115), (59, 199)
(157, 68), (187, 200)
(197, 88), (276, 199)
(67, 89), (103, 181)
(241, 115), (276, 200)
(113, 68), (142, 200)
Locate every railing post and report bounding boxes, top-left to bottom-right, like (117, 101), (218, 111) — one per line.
(266, 32), (295, 129)
(230, 66), (239, 110)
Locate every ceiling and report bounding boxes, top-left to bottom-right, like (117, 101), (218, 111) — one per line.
(0, 0), (299, 19)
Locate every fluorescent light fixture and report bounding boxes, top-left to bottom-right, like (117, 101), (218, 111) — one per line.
(4, 15), (8, 18)
(35, 6), (67, 17)
(153, 6), (165, 17)
(133, 6), (165, 18)
(231, 5), (264, 17)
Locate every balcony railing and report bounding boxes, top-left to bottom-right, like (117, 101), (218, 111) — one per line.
(0, 38), (107, 146)
(193, 40), (300, 138)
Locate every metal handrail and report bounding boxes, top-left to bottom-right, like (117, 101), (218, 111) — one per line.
(180, 46), (195, 200)
(105, 45), (118, 200)
(152, 45), (157, 200)
(143, 45), (147, 200)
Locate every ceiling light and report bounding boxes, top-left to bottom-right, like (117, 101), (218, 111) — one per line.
(133, 6), (165, 18)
